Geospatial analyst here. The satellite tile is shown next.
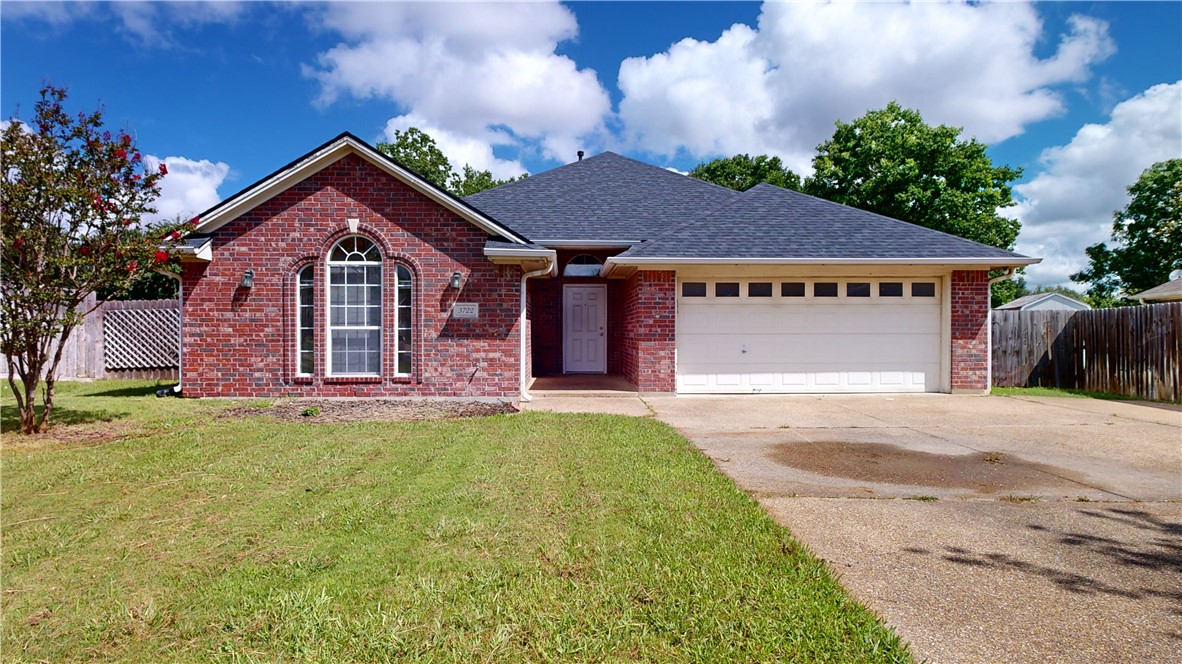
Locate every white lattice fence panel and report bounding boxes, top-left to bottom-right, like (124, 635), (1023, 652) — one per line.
(103, 301), (179, 370)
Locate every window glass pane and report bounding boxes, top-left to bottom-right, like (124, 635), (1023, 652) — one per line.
(300, 329), (313, 350)
(781, 282), (805, 297)
(330, 245), (348, 261)
(912, 282), (936, 297)
(715, 282), (740, 297)
(300, 306), (312, 328)
(879, 282), (903, 297)
(397, 352), (411, 375)
(300, 350), (313, 375)
(367, 306), (382, 327)
(367, 286), (382, 305)
(300, 268), (314, 287)
(748, 282), (773, 297)
(397, 265), (411, 282)
(365, 266), (381, 284)
(346, 266), (365, 285)
(815, 282), (838, 297)
(398, 285), (411, 307)
(847, 282), (871, 297)
(329, 268), (345, 285)
(682, 282), (707, 297)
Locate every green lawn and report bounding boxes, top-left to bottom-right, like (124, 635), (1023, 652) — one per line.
(2, 381), (909, 662)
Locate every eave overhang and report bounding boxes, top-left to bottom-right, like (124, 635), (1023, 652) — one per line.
(601, 255), (1042, 278)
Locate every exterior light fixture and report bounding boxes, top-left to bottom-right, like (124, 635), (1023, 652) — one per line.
(240, 269), (255, 289)
(449, 271), (463, 289)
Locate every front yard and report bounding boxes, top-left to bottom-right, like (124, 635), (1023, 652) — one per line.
(1, 382), (908, 662)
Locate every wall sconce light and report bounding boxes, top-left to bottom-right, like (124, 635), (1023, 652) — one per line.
(240, 269), (255, 289)
(449, 271), (463, 290)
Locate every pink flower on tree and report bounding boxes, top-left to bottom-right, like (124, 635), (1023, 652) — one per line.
(189, 216), (200, 226)
(115, 148), (127, 160)
(158, 162), (168, 175)
(154, 250), (169, 264)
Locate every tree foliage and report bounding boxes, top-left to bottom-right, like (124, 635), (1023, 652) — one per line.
(1071, 159), (1182, 303)
(376, 128), (525, 198)
(1, 85), (190, 433)
(805, 102), (1022, 251)
(689, 154), (801, 192)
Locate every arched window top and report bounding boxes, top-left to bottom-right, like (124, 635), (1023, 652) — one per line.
(330, 236), (381, 263)
(564, 254), (603, 277)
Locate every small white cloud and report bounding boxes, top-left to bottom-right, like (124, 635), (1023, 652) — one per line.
(1013, 82), (1182, 286)
(618, 2), (1116, 172)
(3, 1), (245, 48)
(143, 155), (230, 223)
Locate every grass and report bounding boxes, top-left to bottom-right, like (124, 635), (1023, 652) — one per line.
(2, 381), (910, 663)
(991, 386), (1143, 401)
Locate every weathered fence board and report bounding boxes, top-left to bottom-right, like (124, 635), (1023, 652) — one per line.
(992, 303), (1181, 402)
(3, 298), (179, 381)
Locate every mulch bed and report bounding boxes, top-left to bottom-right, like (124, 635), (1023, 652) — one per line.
(219, 399), (518, 423)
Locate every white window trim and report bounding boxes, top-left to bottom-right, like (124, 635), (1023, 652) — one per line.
(296, 265), (315, 377)
(327, 237), (383, 377)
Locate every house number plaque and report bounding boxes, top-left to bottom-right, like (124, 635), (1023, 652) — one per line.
(452, 303), (479, 319)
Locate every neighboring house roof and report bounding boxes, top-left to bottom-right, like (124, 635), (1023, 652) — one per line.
(1133, 277), (1182, 303)
(190, 132), (530, 245)
(995, 292), (1092, 311)
(464, 152), (739, 244)
(611, 183), (1036, 266)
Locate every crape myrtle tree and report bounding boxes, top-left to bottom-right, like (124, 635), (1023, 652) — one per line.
(1071, 159), (1182, 305)
(376, 127), (525, 197)
(1, 85), (192, 433)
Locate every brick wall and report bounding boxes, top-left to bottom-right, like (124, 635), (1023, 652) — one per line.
(950, 270), (990, 392)
(620, 270), (676, 392)
(181, 154), (522, 398)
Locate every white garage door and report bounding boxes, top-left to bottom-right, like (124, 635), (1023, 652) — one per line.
(677, 278), (942, 394)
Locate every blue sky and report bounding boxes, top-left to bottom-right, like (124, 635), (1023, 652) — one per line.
(3, 1), (1180, 286)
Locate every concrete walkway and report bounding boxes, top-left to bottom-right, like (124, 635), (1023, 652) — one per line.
(528, 390), (1182, 662)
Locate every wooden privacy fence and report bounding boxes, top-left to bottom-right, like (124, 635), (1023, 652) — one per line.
(992, 303), (1181, 402)
(3, 297), (179, 381)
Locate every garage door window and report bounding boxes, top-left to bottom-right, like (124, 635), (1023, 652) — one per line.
(815, 282), (839, 297)
(847, 282), (871, 297)
(715, 282), (740, 297)
(682, 282), (707, 297)
(781, 282), (806, 297)
(912, 282), (936, 297)
(879, 282), (903, 297)
(748, 282), (773, 297)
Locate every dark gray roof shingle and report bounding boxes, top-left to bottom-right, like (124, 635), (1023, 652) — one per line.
(619, 183), (1029, 261)
(465, 152), (738, 242)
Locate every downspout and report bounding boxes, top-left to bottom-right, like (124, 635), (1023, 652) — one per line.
(984, 267), (1017, 395)
(156, 269), (183, 397)
(519, 256), (556, 402)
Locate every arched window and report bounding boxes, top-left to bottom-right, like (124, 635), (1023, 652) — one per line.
(296, 265), (315, 376)
(563, 254), (603, 277)
(327, 236), (383, 375)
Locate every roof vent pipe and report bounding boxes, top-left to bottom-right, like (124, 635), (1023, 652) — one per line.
(577, 150), (584, 161)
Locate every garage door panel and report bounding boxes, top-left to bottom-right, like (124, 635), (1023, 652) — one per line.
(678, 305), (939, 334)
(677, 278), (942, 394)
(677, 332), (940, 365)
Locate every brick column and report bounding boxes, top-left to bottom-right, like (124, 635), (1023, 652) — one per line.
(950, 270), (990, 392)
(621, 270), (676, 393)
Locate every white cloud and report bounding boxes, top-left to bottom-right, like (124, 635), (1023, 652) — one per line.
(304, 1), (610, 166)
(1012, 82), (1182, 286)
(618, 2), (1115, 173)
(143, 155), (230, 223)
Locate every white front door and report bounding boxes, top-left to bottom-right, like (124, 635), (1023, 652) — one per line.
(563, 284), (607, 373)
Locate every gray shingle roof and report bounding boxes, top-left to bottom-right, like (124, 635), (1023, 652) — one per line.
(1134, 277), (1182, 302)
(618, 183), (1029, 261)
(464, 152), (738, 242)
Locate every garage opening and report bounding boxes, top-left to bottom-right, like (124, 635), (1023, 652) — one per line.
(676, 278), (941, 393)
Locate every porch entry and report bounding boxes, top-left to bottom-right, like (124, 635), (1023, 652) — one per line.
(562, 284), (607, 373)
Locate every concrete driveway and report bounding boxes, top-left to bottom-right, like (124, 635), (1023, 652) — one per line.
(647, 394), (1182, 663)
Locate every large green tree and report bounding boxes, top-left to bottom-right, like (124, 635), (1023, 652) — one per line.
(689, 153), (801, 192)
(2, 86), (189, 433)
(805, 102), (1022, 251)
(1071, 159), (1182, 303)
(376, 127), (525, 197)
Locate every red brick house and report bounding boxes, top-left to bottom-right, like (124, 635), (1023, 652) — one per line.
(177, 133), (1036, 399)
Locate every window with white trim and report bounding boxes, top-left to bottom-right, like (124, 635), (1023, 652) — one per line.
(297, 265), (314, 375)
(328, 236), (383, 375)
